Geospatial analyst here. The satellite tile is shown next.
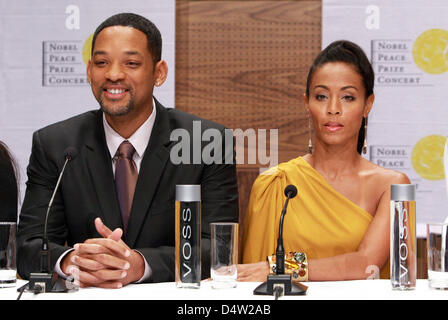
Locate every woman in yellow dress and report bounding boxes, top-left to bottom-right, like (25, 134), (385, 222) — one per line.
(238, 40), (410, 281)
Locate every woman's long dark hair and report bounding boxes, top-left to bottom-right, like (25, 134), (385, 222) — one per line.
(305, 40), (374, 154)
(0, 141), (19, 194)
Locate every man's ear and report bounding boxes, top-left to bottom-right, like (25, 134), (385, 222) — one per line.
(86, 59), (92, 84)
(154, 60), (168, 87)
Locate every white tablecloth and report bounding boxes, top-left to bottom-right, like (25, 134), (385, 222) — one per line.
(2, 279), (447, 300)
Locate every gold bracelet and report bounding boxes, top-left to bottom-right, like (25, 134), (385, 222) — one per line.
(267, 252), (308, 282)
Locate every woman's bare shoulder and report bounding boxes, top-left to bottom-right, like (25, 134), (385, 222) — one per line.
(361, 158), (411, 185)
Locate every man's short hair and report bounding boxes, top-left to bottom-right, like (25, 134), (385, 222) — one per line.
(91, 12), (162, 64)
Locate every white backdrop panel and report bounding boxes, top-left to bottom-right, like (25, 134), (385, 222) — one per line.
(323, 0), (448, 236)
(0, 0), (175, 200)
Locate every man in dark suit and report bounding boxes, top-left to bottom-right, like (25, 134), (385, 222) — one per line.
(17, 13), (238, 288)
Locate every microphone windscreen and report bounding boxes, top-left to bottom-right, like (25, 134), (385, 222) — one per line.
(284, 185), (297, 198)
(64, 147), (78, 161)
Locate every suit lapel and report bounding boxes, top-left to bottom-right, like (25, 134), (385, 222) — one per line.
(126, 99), (172, 247)
(84, 111), (123, 231)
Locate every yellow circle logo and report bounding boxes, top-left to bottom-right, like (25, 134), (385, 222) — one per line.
(411, 135), (446, 180)
(413, 29), (448, 74)
(82, 34), (93, 65)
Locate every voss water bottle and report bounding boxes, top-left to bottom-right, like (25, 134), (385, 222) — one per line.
(175, 185), (201, 288)
(390, 184), (416, 290)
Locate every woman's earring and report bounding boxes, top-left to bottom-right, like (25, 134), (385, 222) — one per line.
(308, 117), (313, 154)
(362, 117), (368, 154)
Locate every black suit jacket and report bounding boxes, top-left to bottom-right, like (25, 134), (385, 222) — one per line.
(17, 98), (239, 282)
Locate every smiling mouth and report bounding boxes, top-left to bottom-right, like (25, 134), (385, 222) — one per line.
(106, 88), (127, 94)
(102, 88), (130, 99)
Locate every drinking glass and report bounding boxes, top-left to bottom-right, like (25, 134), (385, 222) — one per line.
(427, 223), (448, 290)
(0, 222), (17, 288)
(210, 222), (238, 289)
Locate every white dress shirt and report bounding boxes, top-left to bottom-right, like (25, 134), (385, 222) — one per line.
(103, 103), (156, 174)
(55, 100), (157, 283)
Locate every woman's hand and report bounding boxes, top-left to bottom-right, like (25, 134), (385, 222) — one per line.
(237, 261), (270, 282)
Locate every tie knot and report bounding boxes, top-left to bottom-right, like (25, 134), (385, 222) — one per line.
(116, 141), (136, 159)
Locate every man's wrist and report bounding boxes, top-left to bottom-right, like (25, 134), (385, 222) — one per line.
(131, 249), (152, 283)
(129, 249), (146, 282)
(58, 249), (75, 277)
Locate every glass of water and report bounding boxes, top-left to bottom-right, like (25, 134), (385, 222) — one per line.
(0, 222), (17, 288)
(427, 223), (448, 290)
(210, 222), (238, 289)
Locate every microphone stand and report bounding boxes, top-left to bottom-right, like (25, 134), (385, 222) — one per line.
(253, 186), (308, 298)
(27, 156), (71, 294)
(18, 149), (78, 296)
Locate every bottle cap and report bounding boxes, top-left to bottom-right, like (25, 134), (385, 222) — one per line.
(391, 184), (415, 201)
(176, 185), (201, 202)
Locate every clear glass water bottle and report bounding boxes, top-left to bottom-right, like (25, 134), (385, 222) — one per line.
(390, 184), (416, 290)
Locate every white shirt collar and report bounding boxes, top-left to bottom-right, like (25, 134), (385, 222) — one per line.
(103, 99), (157, 160)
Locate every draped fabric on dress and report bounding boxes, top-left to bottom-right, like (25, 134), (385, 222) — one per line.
(242, 157), (389, 279)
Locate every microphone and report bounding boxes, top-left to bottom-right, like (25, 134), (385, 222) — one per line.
(41, 147), (78, 272)
(25, 147), (78, 294)
(275, 185), (297, 275)
(253, 184), (307, 298)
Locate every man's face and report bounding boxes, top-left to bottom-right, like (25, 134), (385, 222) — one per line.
(87, 26), (156, 117)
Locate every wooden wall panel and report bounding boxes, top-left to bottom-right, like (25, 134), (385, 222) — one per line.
(176, 0), (321, 165)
